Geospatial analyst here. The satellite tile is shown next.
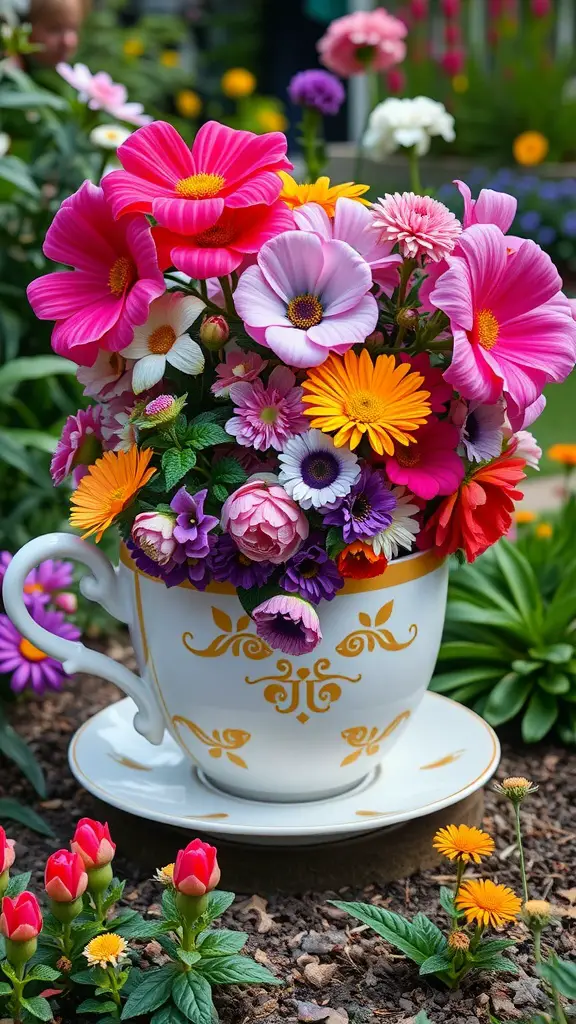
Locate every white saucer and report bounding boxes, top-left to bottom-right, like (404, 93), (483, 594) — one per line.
(68, 693), (499, 845)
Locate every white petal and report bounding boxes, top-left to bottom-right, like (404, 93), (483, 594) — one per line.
(167, 335), (205, 376)
(132, 354), (166, 393)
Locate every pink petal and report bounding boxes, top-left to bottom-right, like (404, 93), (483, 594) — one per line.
(102, 170), (176, 218)
(258, 231), (324, 304)
(225, 172), (284, 208)
(234, 265), (291, 328)
(51, 327), (99, 365)
(497, 305), (576, 380)
(152, 196), (224, 235)
(293, 202), (332, 239)
(456, 224), (508, 305)
(494, 238), (561, 323)
(171, 245), (242, 279)
(44, 181), (117, 270)
(234, 203), (295, 252)
(191, 121), (291, 189)
(473, 187), (517, 233)
(27, 271), (109, 319)
(118, 121), (195, 186)
(429, 257), (474, 330)
(308, 294), (378, 348)
(444, 327), (502, 403)
(332, 196), (373, 247)
(316, 239), (373, 316)
(454, 180), (474, 227)
(124, 278), (164, 327)
(50, 294), (122, 350)
(264, 325), (327, 368)
(125, 216), (163, 282)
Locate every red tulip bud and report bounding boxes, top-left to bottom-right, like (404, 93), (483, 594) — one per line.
(0, 892), (42, 942)
(0, 827), (15, 876)
(173, 838), (220, 897)
(441, 0), (460, 15)
(71, 818), (115, 869)
(45, 850), (88, 902)
(200, 315), (230, 350)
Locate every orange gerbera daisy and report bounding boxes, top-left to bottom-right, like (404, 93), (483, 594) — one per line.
(70, 447), (156, 542)
(433, 824), (495, 864)
(547, 443), (576, 467)
(279, 172), (370, 216)
(302, 350), (431, 456)
(337, 541), (388, 579)
(455, 879), (522, 929)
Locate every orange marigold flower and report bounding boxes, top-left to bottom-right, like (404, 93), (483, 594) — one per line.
(70, 447), (156, 542)
(337, 541), (388, 579)
(455, 879), (522, 929)
(547, 443), (576, 467)
(513, 130), (549, 166)
(279, 172), (370, 216)
(433, 824), (495, 864)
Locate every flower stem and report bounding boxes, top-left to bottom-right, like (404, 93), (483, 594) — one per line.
(454, 858), (465, 908)
(408, 145), (423, 194)
(107, 967), (122, 1015)
(532, 926), (542, 964)
(514, 802), (529, 903)
(300, 106), (324, 182)
(219, 275), (235, 316)
(62, 921), (72, 958)
(553, 986), (568, 1024)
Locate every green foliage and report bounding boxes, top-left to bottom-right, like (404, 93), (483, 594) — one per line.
(537, 953), (576, 999)
(0, 800), (53, 837)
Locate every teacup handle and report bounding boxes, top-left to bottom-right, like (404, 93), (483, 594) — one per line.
(2, 533), (165, 745)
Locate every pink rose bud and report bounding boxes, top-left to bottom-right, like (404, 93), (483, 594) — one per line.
(222, 480), (309, 564)
(173, 838), (221, 897)
(71, 818), (116, 869)
(54, 591), (78, 615)
(131, 511), (177, 567)
(45, 850), (88, 902)
(0, 892), (42, 942)
(0, 827), (15, 875)
(200, 315), (230, 350)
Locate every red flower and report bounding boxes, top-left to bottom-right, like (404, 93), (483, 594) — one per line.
(173, 838), (221, 897)
(0, 893), (42, 942)
(71, 818), (116, 869)
(419, 449), (526, 562)
(0, 827), (15, 875)
(45, 850), (88, 902)
(337, 541), (388, 579)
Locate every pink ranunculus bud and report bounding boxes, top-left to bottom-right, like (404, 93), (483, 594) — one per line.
(200, 315), (230, 350)
(131, 511), (177, 567)
(0, 893), (42, 942)
(0, 827), (15, 876)
(386, 67), (405, 94)
(173, 839), (220, 897)
(71, 818), (116, 869)
(441, 49), (465, 75)
(45, 850), (88, 902)
(221, 479), (309, 565)
(54, 591), (78, 615)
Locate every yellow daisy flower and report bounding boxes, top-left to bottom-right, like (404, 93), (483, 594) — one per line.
(257, 108), (288, 133)
(455, 879), (522, 929)
(123, 37), (144, 58)
(433, 824), (495, 864)
(70, 447), (156, 542)
(514, 509), (536, 525)
(221, 68), (256, 99)
(160, 49), (180, 68)
(154, 862), (175, 886)
(536, 522), (553, 539)
(176, 89), (202, 119)
(84, 933), (128, 969)
(279, 172), (370, 216)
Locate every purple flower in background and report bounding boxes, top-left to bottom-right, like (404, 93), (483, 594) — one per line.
(519, 210), (540, 234)
(0, 601), (80, 694)
(280, 543), (343, 604)
(209, 535), (275, 589)
(537, 225), (556, 246)
(171, 487), (219, 559)
(562, 211), (576, 238)
(253, 594), (322, 655)
(288, 69), (345, 116)
(0, 552), (76, 611)
(324, 465), (397, 542)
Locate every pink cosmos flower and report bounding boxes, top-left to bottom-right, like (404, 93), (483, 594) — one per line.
(56, 63), (151, 126)
(234, 230), (378, 368)
(27, 181), (165, 366)
(253, 594), (322, 656)
(293, 198), (402, 295)
(226, 365), (308, 451)
(399, 352), (452, 412)
(211, 349), (267, 397)
(371, 192), (461, 262)
(385, 418), (465, 500)
(454, 179), (517, 233)
(221, 479), (309, 564)
(102, 120), (292, 234)
(51, 406), (104, 486)
(317, 7), (407, 77)
(153, 201), (294, 279)
(429, 224), (576, 427)
(76, 351), (133, 400)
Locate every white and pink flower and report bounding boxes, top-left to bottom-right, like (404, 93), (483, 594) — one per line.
(221, 479), (309, 564)
(225, 365), (308, 451)
(56, 63), (151, 125)
(211, 349), (267, 397)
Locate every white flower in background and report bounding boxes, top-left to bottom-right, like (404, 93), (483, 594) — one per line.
(90, 124), (132, 150)
(363, 96), (455, 160)
(0, 132), (10, 158)
(513, 430), (542, 471)
(368, 486), (420, 559)
(122, 292), (205, 394)
(56, 63), (151, 126)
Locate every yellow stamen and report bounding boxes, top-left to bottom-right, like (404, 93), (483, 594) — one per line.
(474, 308), (499, 351)
(175, 172), (225, 199)
(345, 391), (389, 424)
(108, 256), (135, 297)
(148, 325), (176, 354)
(23, 582), (44, 594)
(287, 293), (323, 329)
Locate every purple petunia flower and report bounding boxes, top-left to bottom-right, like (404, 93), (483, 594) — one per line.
(209, 535), (275, 589)
(0, 601), (80, 694)
(253, 594), (322, 655)
(171, 487), (219, 559)
(324, 464), (397, 542)
(280, 543), (343, 604)
(288, 69), (345, 116)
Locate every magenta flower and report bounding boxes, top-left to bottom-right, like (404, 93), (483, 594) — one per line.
(27, 181), (165, 366)
(455, 179), (517, 232)
(0, 603), (80, 694)
(253, 594), (322, 655)
(429, 224), (576, 427)
(221, 480), (309, 564)
(288, 70), (345, 116)
(294, 197), (401, 295)
(211, 349), (267, 397)
(51, 406), (104, 486)
(317, 8), (407, 77)
(371, 192), (461, 263)
(0, 554), (75, 610)
(385, 418), (465, 500)
(56, 62), (151, 125)
(226, 366), (308, 451)
(234, 230), (378, 368)
(399, 352), (452, 413)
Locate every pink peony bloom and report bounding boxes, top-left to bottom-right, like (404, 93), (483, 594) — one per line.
(234, 230), (378, 368)
(50, 406), (104, 486)
(399, 352), (452, 412)
(317, 7), (407, 77)
(429, 224), (576, 427)
(253, 594), (322, 656)
(56, 63), (151, 126)
(226, 365), (308, 451)
(153, 201), (294, 279)
(221, 479), (309, 564)
(27, 181), (165, 365)
(371, 192), (461, 263)
(385, 418), (465, 500)
(102, 120), (292, 233)
(293, 197), (402, 295)
(131, 511), (176, 566)
(76, 351), (133, 400)
(211, 349), (267, 397)
(454, 179), (517, 233)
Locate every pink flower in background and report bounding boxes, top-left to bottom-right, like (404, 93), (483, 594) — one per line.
(56, 63), (151, 125)
(399, 353), (452, 412)
(385, 418), (464, 500)
(50, 406), (104, 486)
(430, 224), (576, 426)
(102, 120), (292, 231)
(100, 392), (140, 451)
(253, 594), (322, 655)
(27, 181), (165, 365)
(294, 197), (402, 295)
(234, 230), (378, 368)
(0, 603), (80, 694)
(317, 8), (407, 77)
(211, 349), (267, 397)
(222, 479), (309, 564)
(0, 827), (15, 875)
(0, 554), (75, 611)
(441, 50), (465, 75)
(76, 351), (133, 400)
(371, 192), (461, 262)
(455, 179), (517, 233)
(226, 366), (308, 451)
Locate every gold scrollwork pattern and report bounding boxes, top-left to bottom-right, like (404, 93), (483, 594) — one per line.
(340, 711), (411, 766)
(335, 601), (417, 657)
(182, 606), (273, 660)
(420, 750), (465, 770)
(245, 658), (361, 724)
(173, 717), (251, 768)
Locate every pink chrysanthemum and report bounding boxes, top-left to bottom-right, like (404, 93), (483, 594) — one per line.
(0, 602), (80, 695)
(385, 418), (465, 500)
(317, 8), (407, 77)
(211, 350), (267, 397)
(51, 406), (104, 486)
(225, 366), (308, 451)
(371, 192), (461, 262)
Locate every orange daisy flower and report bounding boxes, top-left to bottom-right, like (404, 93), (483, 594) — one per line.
(279, 172), (370, 216)
(70, 447), (156, 542)
(547, 443), (576, 467)
(433, 824), (495, 864)
(455, 879), (522, 929)
(337, 541), (388, 579)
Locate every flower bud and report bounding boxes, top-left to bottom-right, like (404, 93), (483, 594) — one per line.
(0, 827), (15, 897)
(173, 838), (220, 898)
(364, 329), (386, 351)
(131, 511), (177, 566)
(494, 776), (538, 803)
(45, 849), (88, 921)
(396, 307), (419, 330)
(200, 315), (230, 350)
(0, 893), (42, 950)
(522, 899), (553, 928)
(71, 817), (116, 869)
(54, 591), (78, 615)
(448, 931), (470, 952)
(133, 393), (187, 429)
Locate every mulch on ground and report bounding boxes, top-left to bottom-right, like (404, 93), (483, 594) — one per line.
(3, 634), (576, 1024)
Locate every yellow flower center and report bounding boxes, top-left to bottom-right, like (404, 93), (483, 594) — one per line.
(19, 638), (47, 662)
(148, 324), (176, 354)
(287, 293), (323, 329)
(85, 933), (126, 964)
(175, 172), (225, 199)
(108, 486), (128, 517)
(23, 582), (44, 594)
(108, 256), (135, 297)
(474, 308), (499, 351)
(345, 390), (388, 423)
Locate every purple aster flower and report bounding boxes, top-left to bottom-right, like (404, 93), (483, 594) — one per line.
(171, 487), (219, 559)
(324, 465), (397, 542)
(288, 69), (345, 116)
(280, 543), (343, 604)
(0, 553), (75, 611)
(253, 594), (322, 655)
(0, 601), (80, 694)
(459, 401), (505, 463)
(209, 535), (275, 589)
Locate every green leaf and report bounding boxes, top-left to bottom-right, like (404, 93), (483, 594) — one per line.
(211, 457), (247, 487)
(484, 673), (531, 726)
(197, 930), (248, 956)
(439, 887), (456, 917)
(0, 982), (12, 995)
(326, 527), (346, 560)
(0, 90), (66, 109)
(211, 483), (230, 503)
(186, 423), (230, 449)
(474, 939), (517, 955)
(162, 886), (179, 921)
(157, 934), (180, 958)
(0, 706), (46, 796)
(21, 996), (53, 1020)
(492, 540), (543, 631)
(26, 965), (60, 981)
(71, 969), (99, 986)
(0, 155), (40, 198)
(470, 953), (518, 973)
(431, 667), (503, 694)
(414, 1014), (432, 1024)
(77, 998), (119, 1014)
(521, 688), (558, 743)
(0, 428), (58, 455)
(114, 914), (165, 940)
(529, 643), (574, 665)
(329, 901), (433, 966)
(539, 672), (571, 695)
(172, 971), (214, 1024)
(6, 872), (31, 899)
(236, 583), (282, 618)
(0, 355), (76, 395)
(537, 954), (576, 998)
(162, 448), (197, 490)
(178, 949), (202, 967)
(412, 913), (447, 954)
(152, 1005), (188, 1024)
(195, 954), (280, 986)
(419, 952), (453, 976)
(120, 965), (178, 1019)
(446, 601), (529, 642)
(436, 641), (507, 663)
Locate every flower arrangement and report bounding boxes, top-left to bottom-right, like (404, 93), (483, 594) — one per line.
(26, 118), (576, 657)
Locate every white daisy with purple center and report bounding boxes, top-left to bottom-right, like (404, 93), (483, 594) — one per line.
(278, 429), (361, 510)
